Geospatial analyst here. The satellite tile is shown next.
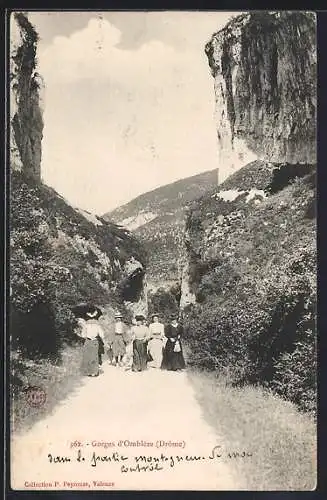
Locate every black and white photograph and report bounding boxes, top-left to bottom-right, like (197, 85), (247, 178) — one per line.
(8, 10), (316, 491)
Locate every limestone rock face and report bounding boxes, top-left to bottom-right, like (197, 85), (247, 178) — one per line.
(122, 257), (148, 318)
(179, 260), (196, 311)
(10, 12), (44, 180)
(205, 12), (316, 178)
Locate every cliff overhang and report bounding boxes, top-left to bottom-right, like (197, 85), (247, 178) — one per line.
(205, 11), (316, 168)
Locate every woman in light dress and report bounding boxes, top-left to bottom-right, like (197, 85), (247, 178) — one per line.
(112, 312), (127, 366)
(131, 315), (150, 372)
(122, 324), (134, 371)
(147, 314), (165, 368)
(77, 308), (106, 377)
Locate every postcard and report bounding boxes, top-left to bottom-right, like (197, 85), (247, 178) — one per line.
(8, 10), (317, 491)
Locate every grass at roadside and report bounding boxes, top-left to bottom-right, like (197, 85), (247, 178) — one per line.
(11, 343), (85, 435)
(187, 369), (316, 491)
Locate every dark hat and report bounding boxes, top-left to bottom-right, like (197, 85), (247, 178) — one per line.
(72, 303), (102, 320)
(86, 307), (103, 320)
(135, 314), (145, 321)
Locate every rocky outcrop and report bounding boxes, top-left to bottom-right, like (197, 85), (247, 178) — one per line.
(205, 12), (316, 180)
(179, 261), (196, 311)
(10, 12), (44, 180)
(120, 257), (148, 317)
(179, 228), (196, 311)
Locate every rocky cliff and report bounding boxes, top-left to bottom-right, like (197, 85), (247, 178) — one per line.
(182, 12), (316, 414)
(205, 12), (316, 181)
(10, 13), (147, 358)
(10, 12), (44, 180)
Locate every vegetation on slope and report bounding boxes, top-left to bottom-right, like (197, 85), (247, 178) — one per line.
(183, 163), (316, 414)
(135, 212), (185, 284)
(10, 170), (145, 364)
(147, 283), (181, 323)
(105, 169), (218, 285)
(106, 168), (218, 223)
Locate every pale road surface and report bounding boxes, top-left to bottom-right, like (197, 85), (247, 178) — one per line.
(11, 363), (246, 491)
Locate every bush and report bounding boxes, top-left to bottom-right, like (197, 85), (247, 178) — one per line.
(148, 287), (179, 323)
(183, 170), (317, 414)
(184, 294), (266, 382)
(196, 260), (240, 301)
(184, 265), (316, 413)
(272, 327), (316, 414)
(267, 164), (313, 194)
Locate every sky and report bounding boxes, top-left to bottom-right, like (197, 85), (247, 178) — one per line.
(25, 11), (240, 214)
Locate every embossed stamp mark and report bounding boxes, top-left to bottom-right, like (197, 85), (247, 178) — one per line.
(25, 386), (46, 408)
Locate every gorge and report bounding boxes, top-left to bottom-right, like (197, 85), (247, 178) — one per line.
(10, 10), (317, 418)
(9, 12), (317, 491)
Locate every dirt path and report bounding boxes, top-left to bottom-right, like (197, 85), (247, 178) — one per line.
(11, 362), (246, 491)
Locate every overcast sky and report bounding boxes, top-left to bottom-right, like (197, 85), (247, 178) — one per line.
(25, 11), (240, 214)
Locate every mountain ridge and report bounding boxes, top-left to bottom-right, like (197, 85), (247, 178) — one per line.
(103, 168), (219, 287)
(104, 168), (218, 227)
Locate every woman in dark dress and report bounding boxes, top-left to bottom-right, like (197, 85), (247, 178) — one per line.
(132, 315), (150, 372)
(161, 316), (186, 371)
(98, 336), (105, 365)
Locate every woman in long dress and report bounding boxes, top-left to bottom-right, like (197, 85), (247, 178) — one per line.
(112, 313), (127, 366)
(98, 335), (105, 366)
(148, 314), (165, 368)
(132, 315), (150, 372)
(78, 309), (105, 377)
(122, 325), (134, 371)
(161, 316), (186, 371)
(98, 313), (114, 365)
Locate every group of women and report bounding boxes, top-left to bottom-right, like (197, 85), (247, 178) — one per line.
(75, 307), (186, 377)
